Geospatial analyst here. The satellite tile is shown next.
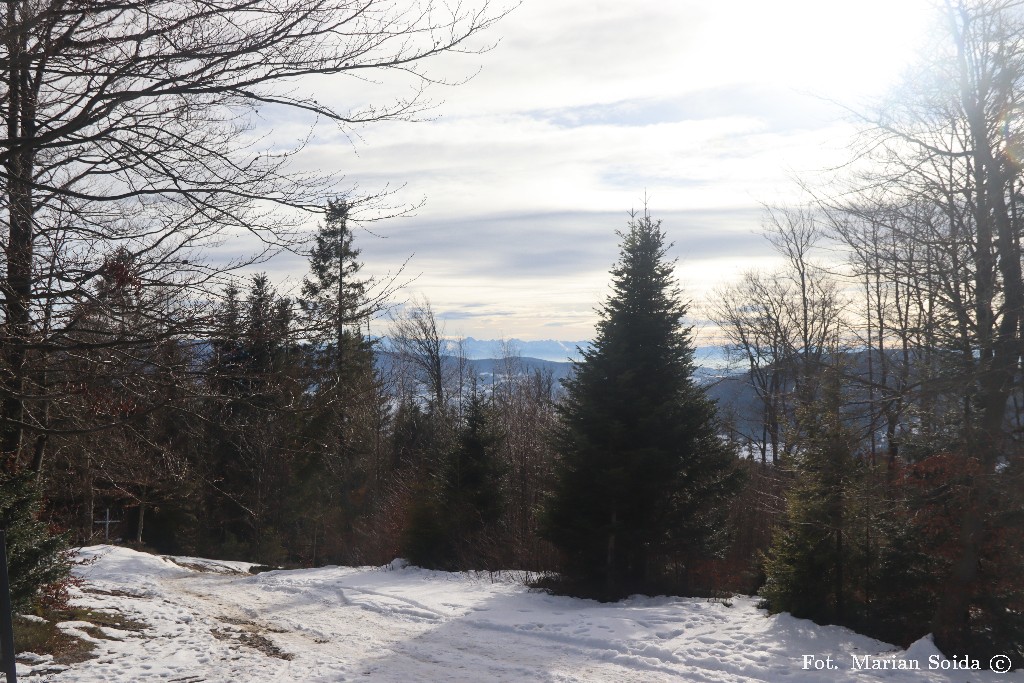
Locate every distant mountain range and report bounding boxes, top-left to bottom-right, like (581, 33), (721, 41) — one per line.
(375, 337), (734, 388)
(374, 340), (937, 455)
(384, 336), (732, 367)
(457, 338), (588, 362)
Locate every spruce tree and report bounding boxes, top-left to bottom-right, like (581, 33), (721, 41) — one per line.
(203, 275), (301, 562)
(300, 199), (372, 358)
(0, 473), (70, 611)
(403, 385), (506, 570)
(543, 212), (738, 598)
(441, 386), (505, 561)
(300, 199), (378, 459)
(300, 201), (385, 561)
(759, 371), (866, 625)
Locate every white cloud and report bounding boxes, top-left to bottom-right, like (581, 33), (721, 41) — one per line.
(246, 0), (938, 340)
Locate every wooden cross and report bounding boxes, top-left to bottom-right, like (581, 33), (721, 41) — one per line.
(94, 508), (121, 541)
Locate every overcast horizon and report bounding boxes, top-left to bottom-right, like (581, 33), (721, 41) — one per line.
(254, 0), (937, 343)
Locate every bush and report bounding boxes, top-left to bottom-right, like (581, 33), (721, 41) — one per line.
(0, 472), (70, 613)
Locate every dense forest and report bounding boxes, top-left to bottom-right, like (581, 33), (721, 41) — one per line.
(1, 0), (1022, 672)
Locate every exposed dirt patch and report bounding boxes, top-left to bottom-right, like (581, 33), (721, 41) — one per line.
(218, 615), (286, 633)
(15, 607), (149, 667)
(163, 557), (248, 574)
(14, 615), (94, 666)
(211, 626), (293, 660)
(237, 630), (293, 660)
(210, 614), (292, 660)
(80, 587), (144, 599)
(73, 607), (147, 632)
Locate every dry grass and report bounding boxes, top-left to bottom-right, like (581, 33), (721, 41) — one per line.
(14, 606), (147, 666)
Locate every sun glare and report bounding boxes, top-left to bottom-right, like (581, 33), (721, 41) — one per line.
(692, 0), (934, 100)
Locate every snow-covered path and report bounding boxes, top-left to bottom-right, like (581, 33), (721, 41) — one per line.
(20, 546), (1021, 681)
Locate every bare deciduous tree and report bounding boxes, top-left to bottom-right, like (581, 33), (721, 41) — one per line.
(389, 297), (466, 414)
(713, 206), (845, 462)
(841, 0), (1024, 655)
(0, 0), (510, 470)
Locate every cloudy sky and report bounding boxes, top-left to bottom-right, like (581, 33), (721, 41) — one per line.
(265, 0), (937, 342)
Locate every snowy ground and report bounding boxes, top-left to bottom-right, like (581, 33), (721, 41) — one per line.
(17, 546), (1022, 681)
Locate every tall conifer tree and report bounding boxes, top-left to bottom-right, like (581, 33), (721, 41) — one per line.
(300, 200), (386, 558)
(300, 200), (378, 458)
(544, 211), (738, 598)
(301, 200), (370, 352)
(759, 369), (865, 625)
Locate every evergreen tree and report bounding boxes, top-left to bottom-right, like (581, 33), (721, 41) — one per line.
(869, 454), (1024, 665)
(300, 199), (377, 385)
(244, 274), (279, 386)
(402, 385), (505, 569)
(543, 212), (739, 598)
(209, 284), (246, 396)
(300, 200), (379, 467)
(301, 200), (370, 344)
(202, 275), (302, 562)
(442, 386), (505, 559)
(299, 201), (388, 562)
(0, 473), (70, 611)
(759, 371), (867, 625)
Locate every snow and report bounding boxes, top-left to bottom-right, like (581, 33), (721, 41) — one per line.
(18, 545), (1022, 682)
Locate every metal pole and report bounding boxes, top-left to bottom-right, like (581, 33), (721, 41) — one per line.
(0, 530), (18, 682)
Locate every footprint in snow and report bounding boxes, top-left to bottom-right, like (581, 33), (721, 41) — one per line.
(655, 630), (685, 639)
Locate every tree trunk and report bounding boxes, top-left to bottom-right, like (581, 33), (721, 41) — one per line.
(931, 481), (984, 657)
(136, 501), (146, 545)
(834, 527), (844, 622)
(2, 0), (38, 474)
(930, 17), (1022, 653)
(605, 508), (617, 596)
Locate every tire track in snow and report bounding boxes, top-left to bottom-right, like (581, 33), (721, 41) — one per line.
(39, 548), (1019, 683)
